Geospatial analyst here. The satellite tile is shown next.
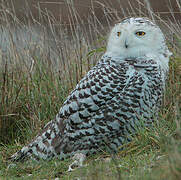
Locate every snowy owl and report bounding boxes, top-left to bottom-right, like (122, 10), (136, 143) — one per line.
(10, 17), (172, 162)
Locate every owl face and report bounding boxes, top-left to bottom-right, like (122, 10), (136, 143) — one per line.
(106, 17), (167, 58)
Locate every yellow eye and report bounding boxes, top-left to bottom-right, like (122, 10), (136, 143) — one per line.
(117, 32), (121, 37)
(135, 31), (146, 36)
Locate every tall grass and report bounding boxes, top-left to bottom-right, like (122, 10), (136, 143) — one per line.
(0, 0), (108, 144)
(0, 0), (181, 179)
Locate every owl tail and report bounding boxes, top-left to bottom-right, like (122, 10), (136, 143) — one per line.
(9, 146), (33, 162)
(9, 119), (58, 162)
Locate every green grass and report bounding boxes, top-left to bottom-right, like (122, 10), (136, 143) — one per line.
(0, 113), (181, 180)
(0, 0), (181, 179)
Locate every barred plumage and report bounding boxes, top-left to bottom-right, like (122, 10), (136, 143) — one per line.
(11, 17), (171, 162)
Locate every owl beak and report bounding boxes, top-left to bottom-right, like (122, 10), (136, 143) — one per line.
(125, 40), (129, 48)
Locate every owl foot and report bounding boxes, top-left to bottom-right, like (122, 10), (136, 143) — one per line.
(68, 153), (86, 172)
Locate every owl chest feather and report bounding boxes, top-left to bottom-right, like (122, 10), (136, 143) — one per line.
(59, 56), (162, 118)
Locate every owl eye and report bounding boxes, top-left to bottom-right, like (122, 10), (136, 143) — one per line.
(135, 31), (146, 36)
(117, 32), (121, 37)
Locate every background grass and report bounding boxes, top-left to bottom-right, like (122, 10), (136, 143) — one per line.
(0, 0), (181, 179)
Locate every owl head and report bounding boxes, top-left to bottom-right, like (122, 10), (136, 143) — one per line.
(106, 17), (172, 60)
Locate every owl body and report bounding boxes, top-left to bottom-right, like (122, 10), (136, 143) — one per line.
(11, 17), (171, 162)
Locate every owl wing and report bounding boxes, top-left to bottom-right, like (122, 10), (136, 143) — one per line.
(55, 56), (163, 156)
(10, 55), (163, 161)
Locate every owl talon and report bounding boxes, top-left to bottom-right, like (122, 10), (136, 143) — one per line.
(68, 153), (86, 172)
